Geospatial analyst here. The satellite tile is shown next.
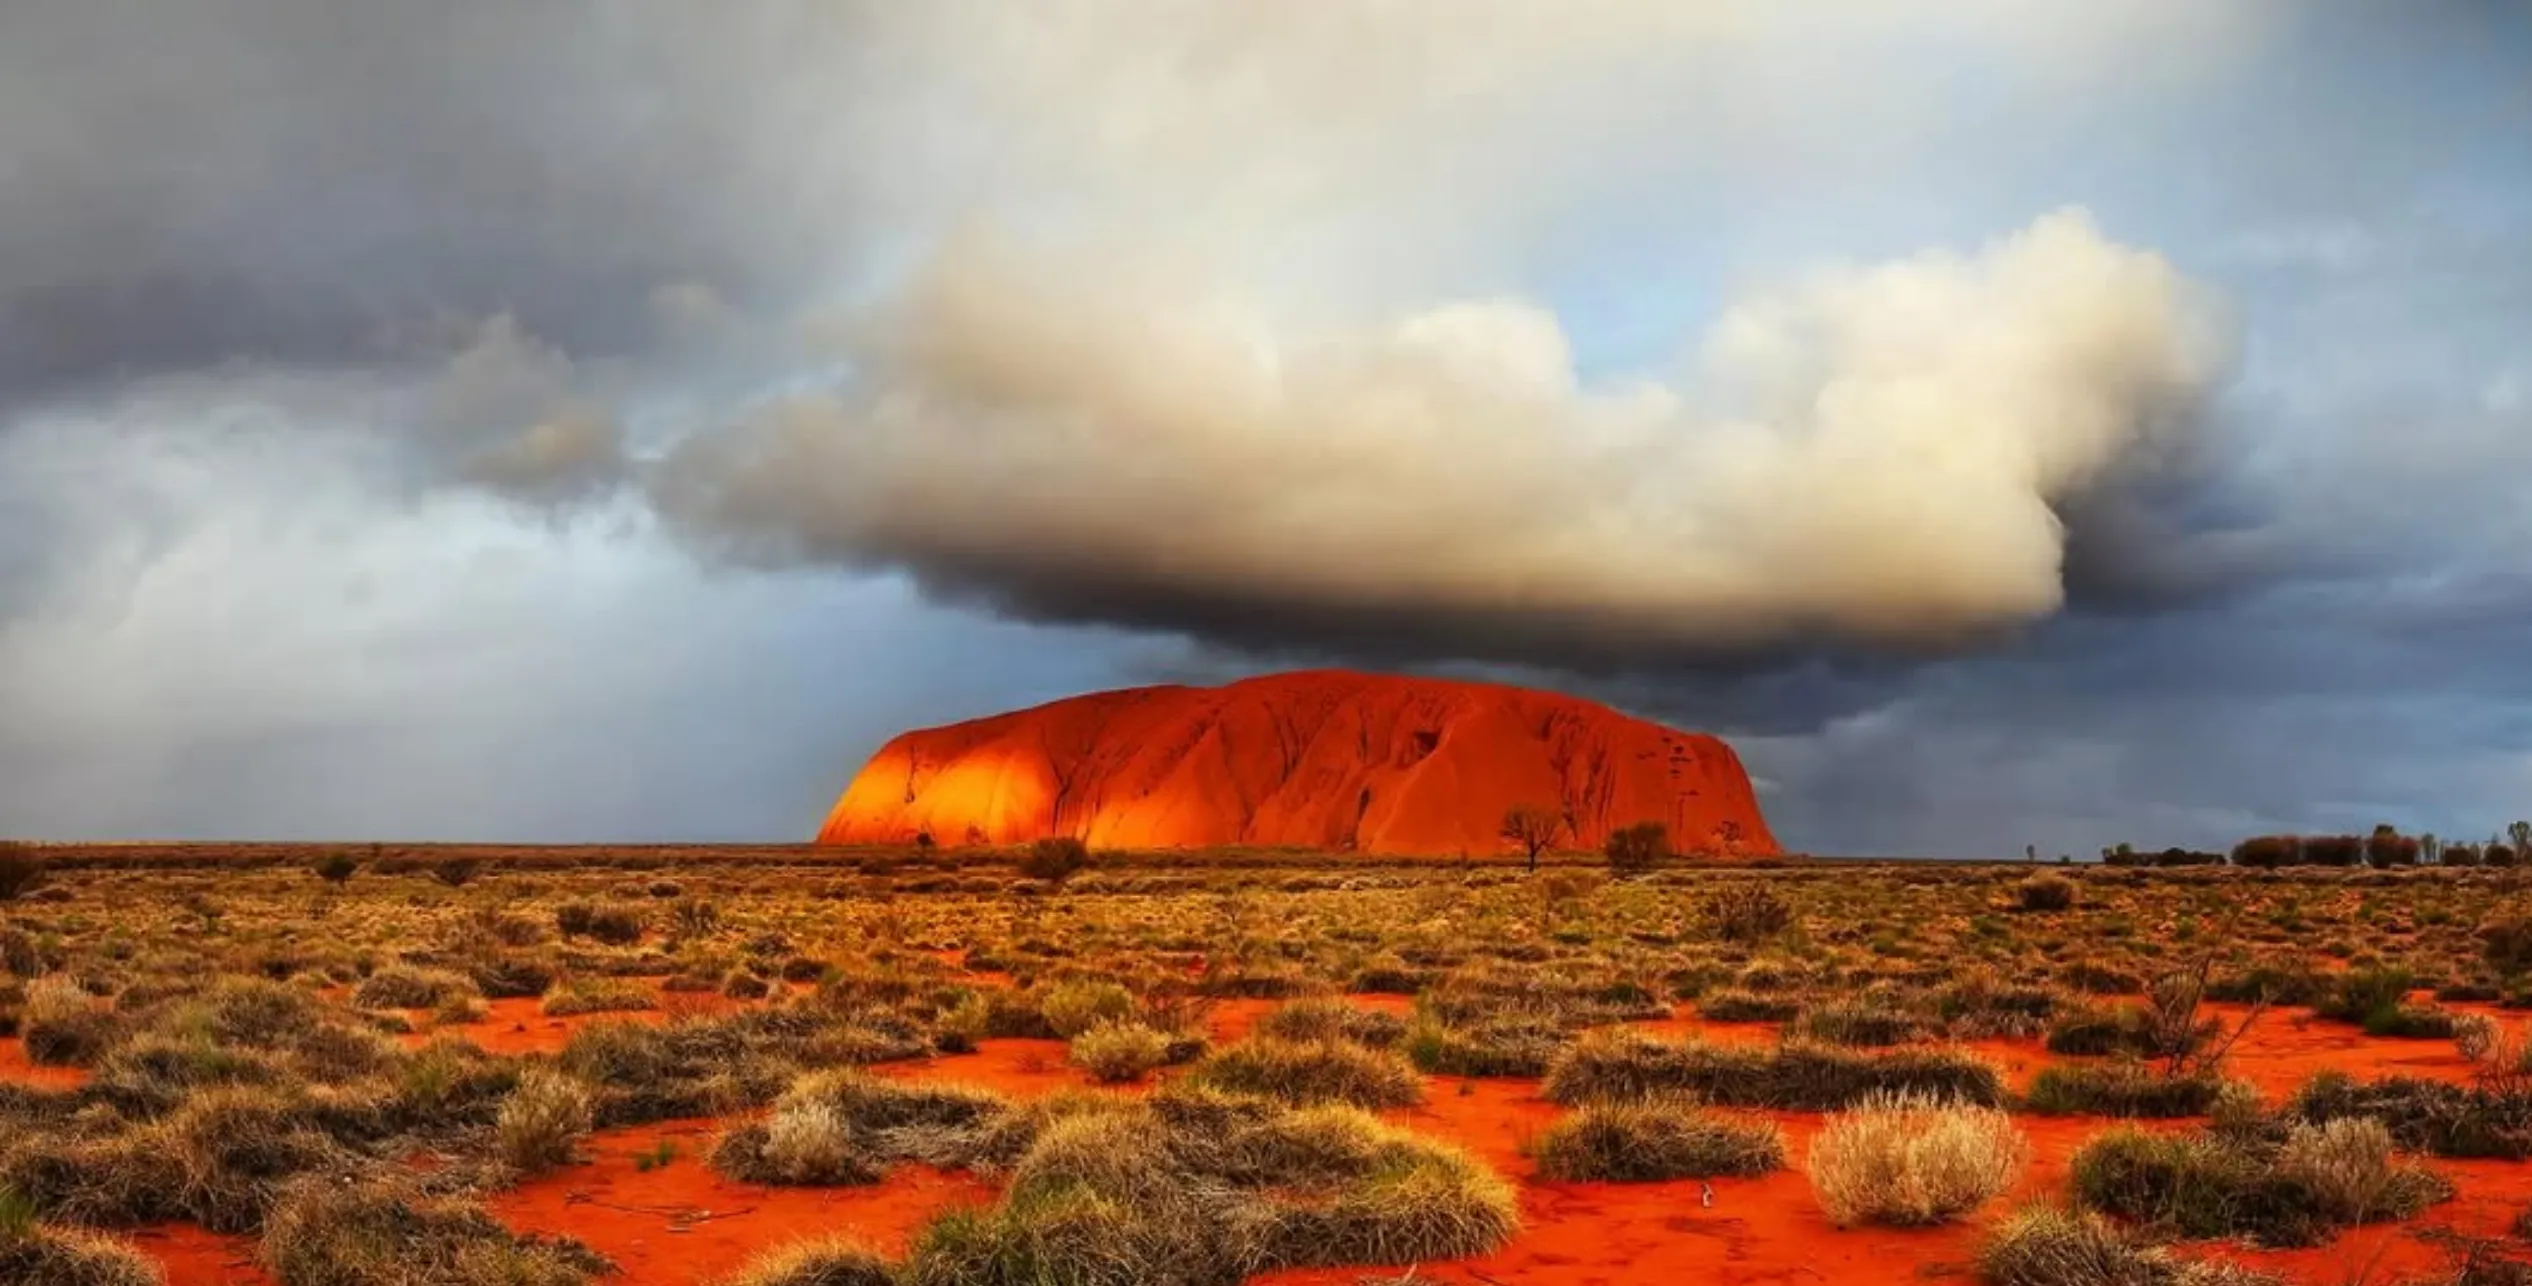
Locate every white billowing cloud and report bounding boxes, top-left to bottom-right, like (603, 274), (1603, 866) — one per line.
(653, 209), (2230, 655)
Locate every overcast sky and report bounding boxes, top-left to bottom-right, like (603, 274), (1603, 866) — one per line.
(1, 1), (2525, 856)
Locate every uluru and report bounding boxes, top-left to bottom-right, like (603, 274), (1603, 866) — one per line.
(817, 670), (1777, 858)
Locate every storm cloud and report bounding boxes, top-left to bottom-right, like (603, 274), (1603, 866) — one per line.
(0, 1), (2525, 852)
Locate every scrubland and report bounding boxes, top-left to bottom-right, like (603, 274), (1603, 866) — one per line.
(6, 844), (2532, 1284)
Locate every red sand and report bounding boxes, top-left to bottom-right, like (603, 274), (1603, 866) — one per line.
(490, 1118), (998, 1286)
(0, 1036), (88, 1089)
(394, 989), (764, 1057)
(96, 993), (2532, 1284)
(816, 669), (1776, 857)
(128, 1223), (272, 1286)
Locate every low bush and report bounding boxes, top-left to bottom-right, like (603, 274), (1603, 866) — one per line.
(1978, 1207), (2282, 1286)
(1036, 980), (1136, 1040)
(2069, 1119), (2451, 1247)
(0, 1216), (163, 1286)
(1531, 1095), (1785, 1181)
(712, 1237), (895, 1286)
(1068, 1021), (1173, 1084)
(900, 1089), (1517, 1284)
(1543, 1030), (2003, 1110)
(1187, 1037), (1423, 1109)
(351, 967), (474, 1010)
(2286, 1071), (2532, 1160)
(20, 977), (121, 1067)
(541, 978), (657, 1017)
(1704, 883), (1793, 944)
(497, 1068), (593, 1175)
(713, 1071), (1013, 1186)
(259, 1177), (608, 1286)
(1399, 1015), (1565, 1079)
(0, 846), (48, 902)
(1604, 822), (1669, 875)
(555, 901), (645, 946)
(2023, 1064), (2231, 1118)
(2013, 876), (2076, 912)
(1795, 1002), (1922, 1047)
(1019, 838), (1091, 883)
(1698, 988), (1801, 1023)
(1809, 1093), (2026, 1227)
(1254, 998), (1406, 1048)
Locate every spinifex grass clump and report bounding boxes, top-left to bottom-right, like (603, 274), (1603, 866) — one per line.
(1399, 1013), (1566, 1078)
(260, 1176), (610, 1286)
(0, 1084), (349, 1234)
(1253, 998), (1406, 1048)
(712, 1236), (897, 1286)
(1187, 1036), (1423, 1109)
(900, 1086), (1517, 1285)
(2285, 1070), (2532, 1160)
(20, 976), (121, 1067)
(713, 1070), (1015, 1186)
(559, 1008), (904, 1126)
(1794, 1000), (1923, 1047)
(0, 1198), (162, 1286)
(2023, 1063), (2233, 1118)
(1978, 1208), (2284, 1286)
(496, 1067), (593, 1175)
(1530, 1095), (1786, 1181)
(1067, 1021), (1175, 1083)
(1812, 1088), (2025, 1230)
(1809, 1093), (2026, 1228)
(1696, 988), (1801, 1023)
(2070, 1118), (2452, 1247)
(1543, 1029), (2003, 1110)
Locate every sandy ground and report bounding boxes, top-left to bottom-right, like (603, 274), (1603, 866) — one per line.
(10, 992), (2528, 1285)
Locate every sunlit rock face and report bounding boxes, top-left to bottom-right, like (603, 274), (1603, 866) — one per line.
(818, 670), (1778, 858)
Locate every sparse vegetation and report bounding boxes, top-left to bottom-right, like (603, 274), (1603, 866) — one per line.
(1, 843), (2520, 1285)
(1531, 1095), (1786, 1181)
(1808, 1093), (2026, 1227)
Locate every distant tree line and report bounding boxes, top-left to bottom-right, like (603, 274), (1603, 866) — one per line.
(2094, 820), (2532, 869)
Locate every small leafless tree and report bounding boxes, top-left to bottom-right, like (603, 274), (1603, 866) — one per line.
(1499, 804), (1565, 873)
